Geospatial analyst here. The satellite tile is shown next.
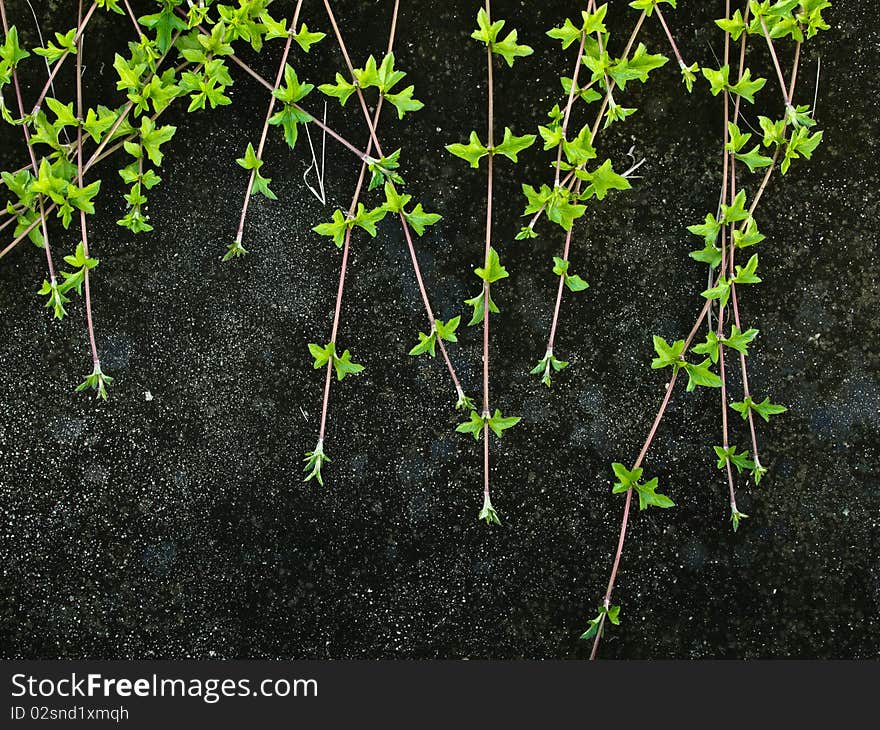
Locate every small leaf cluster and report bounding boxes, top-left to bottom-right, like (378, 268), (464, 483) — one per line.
(611, 463), (675, 510)
(579, 604), (621, 642)
(456, 409), (521, 440)
(308, 342), (365, 381)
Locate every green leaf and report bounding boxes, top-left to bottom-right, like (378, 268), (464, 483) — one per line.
(318, 73), (357, 106)
(723, 325), (758, 355)
(603, 103), (637, 128)
(475, 247), (509, 284)
(683, 359), (722, 392)
(33, 28), (77, 64)
(236, 142), (263, 171)
(610, 43), (668, 89)
(464, 289), (500, 326)
(479, 493), (501, 525)
(721, 190), (749, 224)
(487, 409), (521, 438)
(681, 61), (699, 93)
(403, 204), (441, 236)
(303, 441), (331, 486)
(530, 349), (569, 387)
(581, 159), (631, 200)
(251, 171), (277, 200)
(702, 65), (730, 96)
(313, 209), (348, 248)
(561, 124), (597, 167)
(381, 180), (411, 213)
(139, 117), (176, 166)
(731, 396), (787, 422)
(546, 18), (582, 49)
(730, 507), (749, 532)
(553, 253), (589, 289)
(446, 131), (489, 168)
(688, 213), (722, 246)
(351, 203), (387, 237)
(409, 330), (437, 357)
(455, 410), (485, 440)
(492, 29), (533, 67)
(726, 122), (752, 153)
(611, 463), (674, 510)
(692, 331), (720, 363)
(729, 68), (766, 104)
(736, 145), (774, 173)
(713, 445), (755, 474)
(733, 217), (765, 249)
(629, 0), (677, 17)
(494, 127), (536, 163)
(384, 85), (424, 119)
(273, 64), (314, 105)
(435, 316), (460, 343)
(38, 278), (70, 319)
(1, 25), (30, 68)
(733, 253), (761, 285)
(138, 5), (187, 54)
(292, 23), (325, 53)
(651, 335), (685, 370)
(367, 150), (404, 190)
(702, 276), (731, 308)
(716, 9), (748, 40)
(75, 362), (112, 401)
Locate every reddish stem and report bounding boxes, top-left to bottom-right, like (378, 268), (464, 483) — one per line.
(234, 1), (304, 247)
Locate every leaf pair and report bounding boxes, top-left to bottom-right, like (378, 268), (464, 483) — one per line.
(308, 342), (364, 381)
(611, 462), (675, 511)
(409, 317), (460, 358)
(456, 409), (521, 440)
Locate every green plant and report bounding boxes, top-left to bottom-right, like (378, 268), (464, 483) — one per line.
(583, 0), (830, 659)
(523, 0), (694, 388)
(446, 2), (534, 525)
(302, 0), (471, 485)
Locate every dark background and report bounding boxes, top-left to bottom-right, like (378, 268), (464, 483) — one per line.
(1, 0), (877, 659)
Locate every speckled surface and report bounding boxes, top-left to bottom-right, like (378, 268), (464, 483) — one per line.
(0, 0), (877, 659)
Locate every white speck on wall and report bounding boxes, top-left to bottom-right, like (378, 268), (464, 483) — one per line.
(145, 391), (153, 401)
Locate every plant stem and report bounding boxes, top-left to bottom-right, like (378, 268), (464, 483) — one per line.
(589, 11), (646, 142)
(716, 2), (739, 513)
(233, 0), (304, 248)
(590, 294), (714, 660)
(316, 0), (400, 447)
(759, 17), (793, 108)
(545, 181), (582, 355)
(553, 2), (590, 188)
(29, 1), (98, 116)
(74, 0), (100, 368)
(482, 0), (495, 473)
(654, 6), (686, 68)
(0, 0), (57, 284)
(318, 0), (465, 398)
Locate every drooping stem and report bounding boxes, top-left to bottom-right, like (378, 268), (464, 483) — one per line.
(0, 0), (57, 284)
(29, 1), (98, 116)
(317, 0), (400, 446)
(654, 6), (686, 68)
(553, 2), (591, 187)
(74, 0), (100, 368)
(759, 17), (793, 108)
(319, 0), (465, 398)
(545, 181), (583, 355)
(589, 11), (646, 142)
(716, 2), (739, 512)
(590, 295), (713, 660)
(233, 0), (304, 248)
(479, 0), (497, 487)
